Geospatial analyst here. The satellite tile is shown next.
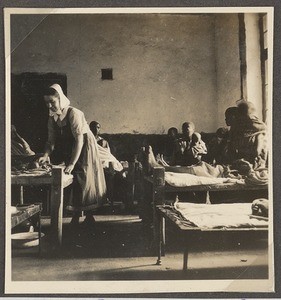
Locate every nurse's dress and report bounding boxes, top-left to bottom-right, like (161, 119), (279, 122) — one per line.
(48, 106), (106, 211)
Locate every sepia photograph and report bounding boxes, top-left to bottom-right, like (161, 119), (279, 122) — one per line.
(4, 6), (274, 294)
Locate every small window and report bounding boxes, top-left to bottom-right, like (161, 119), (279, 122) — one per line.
(101, 68), (113, 80)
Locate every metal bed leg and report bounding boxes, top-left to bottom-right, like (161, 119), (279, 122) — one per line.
(183, 235), (188, 271)
(162, 216), (166, 256)
(20, 185), (24, 205)
(38, 209), (42, 255)
(156, 215), (163, 265)
(183, 247), (188, 271)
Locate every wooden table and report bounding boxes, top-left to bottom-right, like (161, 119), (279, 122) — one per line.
(156, 205), (268, 271)
(11, 166), (73, 249)
(11, 203), (43, 253)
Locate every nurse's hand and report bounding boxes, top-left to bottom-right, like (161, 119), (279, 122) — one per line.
(64, 163), (74, 175)
(38, 154), (50, 165)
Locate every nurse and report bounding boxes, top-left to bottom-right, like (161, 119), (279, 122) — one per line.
(38, 84), (106, 227)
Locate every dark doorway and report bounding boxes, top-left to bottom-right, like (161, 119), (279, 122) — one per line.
(11, 73), (67, 153)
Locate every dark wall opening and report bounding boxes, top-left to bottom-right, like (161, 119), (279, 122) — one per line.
(11, 73), (67, 153)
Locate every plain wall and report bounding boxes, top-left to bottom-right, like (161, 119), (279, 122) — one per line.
(214, 14), (241, 128)
(244, 13), (263, 119)
(11, 14), (218, 134)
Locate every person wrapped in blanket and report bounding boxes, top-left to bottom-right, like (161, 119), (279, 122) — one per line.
(229, 100), (268, 169)
(207, 102), (268, 172)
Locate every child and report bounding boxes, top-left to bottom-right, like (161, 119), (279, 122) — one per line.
(190, 132), (207, 160)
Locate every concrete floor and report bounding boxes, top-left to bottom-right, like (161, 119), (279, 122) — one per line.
(11, 204), (268, 281)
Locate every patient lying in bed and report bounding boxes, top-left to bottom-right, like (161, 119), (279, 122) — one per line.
(144, 145), (225, 178)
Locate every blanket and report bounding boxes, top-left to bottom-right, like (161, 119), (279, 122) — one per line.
(165, 172), (243, 187)
(174, 202), (268, 229)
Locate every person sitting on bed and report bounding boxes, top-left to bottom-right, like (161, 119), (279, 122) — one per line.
(90, 120), (123, 171)
(90, 121), (110, 151)
(217, 106), (239, 164)
(190, 132), (207, 160)
(173, 122), (207, 166)
(229, 101), (268, 168)
(205, 127), (229, 165)
(90, 120), (127, 207)
(90, 120), (117, 206)
(237, 100), (266, 132)
(163, 127), (179, 164)
(144, 145), (224, 178)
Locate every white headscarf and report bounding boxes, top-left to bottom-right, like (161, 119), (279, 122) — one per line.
(48, 84), (70, 121)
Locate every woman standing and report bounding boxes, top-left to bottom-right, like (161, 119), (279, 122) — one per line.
(38, 84), (106, 227)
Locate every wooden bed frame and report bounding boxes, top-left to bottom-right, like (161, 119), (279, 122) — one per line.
(143, 166), (268, 233)
(155, 205), (268, 271)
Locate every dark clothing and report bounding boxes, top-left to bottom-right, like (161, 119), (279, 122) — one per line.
(51, 108), (76, 165)
(173, 134), (206, 166)
(205, 130), (230, 165)
(227, 116), (268, 168)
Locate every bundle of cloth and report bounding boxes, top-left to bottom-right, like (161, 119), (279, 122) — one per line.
(251, 198), (268, 218)
(231, 159), (268, 186)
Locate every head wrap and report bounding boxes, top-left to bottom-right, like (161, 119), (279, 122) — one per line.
(48, 84), (70, 121)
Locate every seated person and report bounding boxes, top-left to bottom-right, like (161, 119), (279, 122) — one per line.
(236, 100), (266, 132)
(173, 122), (207, 166)
(89, 121), (110, 151)
(89, 120), (123, 171)
(89, 121), (128, 207)
(229, 101), (268, 168)
(225, 106), (238, 130)
(163, 127), (179, 164)
(89, 120), (115, 204)
(190, 132), (207, 160)
(205, 127), (229, 165)
(167, 127), (178, 139)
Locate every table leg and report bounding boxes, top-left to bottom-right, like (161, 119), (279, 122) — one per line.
(50, 167), (64, 249)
